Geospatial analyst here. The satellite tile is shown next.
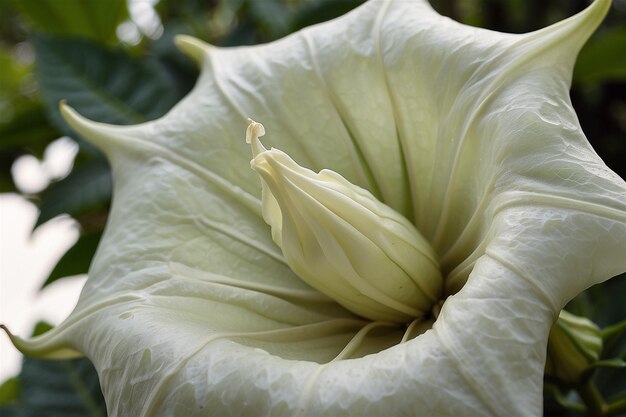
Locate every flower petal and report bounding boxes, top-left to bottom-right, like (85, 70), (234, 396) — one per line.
(4, 0), (626, 416)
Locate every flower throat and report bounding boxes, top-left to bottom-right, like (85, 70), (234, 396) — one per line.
(246, 119), (443, 326)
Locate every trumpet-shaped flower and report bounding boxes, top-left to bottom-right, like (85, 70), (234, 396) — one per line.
(4, 0), (626, 416)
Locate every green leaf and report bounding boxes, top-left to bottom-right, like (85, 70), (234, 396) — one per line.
(602, 318), (626, 351)
(591, 322), (626, 402)
(32, 35), (182, 133)
(142, 25), (198, 100)
(289, 0), (365, 32)
(566, 277), (626, 401)
(0, 48), (60, 193)
(574, 27), (626, 86)
(43, 231), (102, 288)
(0, 49), (30, 95)
(589, 358), (626, 370)
(36, 160), (111, 228)
(543, 382), (586, 414)
(35, 160), (110, 287)
(0, 377), (19, 405)
(9, 0), (127, 43)
(0, 101), (60, 155)
(18, 357), (106, 417)
(0, 151), (19, 192)
(248, 0), (291, 39)
(566, 272), (626, 328)
(0, 405), (20, 417)
(0, 95), (60, 195)
(32, 321), (53, 337)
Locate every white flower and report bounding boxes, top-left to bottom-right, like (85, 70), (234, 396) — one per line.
(4, 0), (626, 416)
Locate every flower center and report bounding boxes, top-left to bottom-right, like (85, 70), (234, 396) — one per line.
(246, 119), (444, 329)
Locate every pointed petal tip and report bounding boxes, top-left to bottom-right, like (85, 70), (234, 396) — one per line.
(1, 324), (83, 360)
(174, 35), (212, 65)
(545, 0), (612, 54)
(595, 0), (612, 14)
(585, 0), (612, 31)
(60, 102), (130, 153)
(59, 102), (105, 149)
(512, 0), (612, 76)
(59, 100), (80, 125)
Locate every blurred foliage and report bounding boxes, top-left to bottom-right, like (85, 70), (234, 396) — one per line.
(8, 0), (127, 43)
(0, 0), (624, 416)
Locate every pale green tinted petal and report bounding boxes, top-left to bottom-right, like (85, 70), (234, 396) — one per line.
(3, 0), (626, 416)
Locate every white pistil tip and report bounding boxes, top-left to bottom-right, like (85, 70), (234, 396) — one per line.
(246, 118), (265, 144)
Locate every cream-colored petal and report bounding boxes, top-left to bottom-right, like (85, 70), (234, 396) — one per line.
(247, 120), (442, 322)
(4, 0), (626, 416)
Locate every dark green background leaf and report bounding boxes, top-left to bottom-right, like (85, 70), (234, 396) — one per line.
(32, 35), (182, 131)
(3, 356), (107, 417)
(0, 405), (20, 417)
(566, 274), (626, 407)
(0, 45), (60, 193)
(8, 0), (127, 43)
(567, 273), (626, 328)
(43, 231), (103, 288)
(36, 161), (111, 228)
(0, 377), (19, 405)
(0, 102), (60, 156)
(574, 28), (626, 86)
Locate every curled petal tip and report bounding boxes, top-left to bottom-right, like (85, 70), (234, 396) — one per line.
(246, 118), (266, 144)
(246, 119), (268, 159)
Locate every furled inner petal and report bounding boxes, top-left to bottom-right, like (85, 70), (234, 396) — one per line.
(246, 119), (442, 323)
